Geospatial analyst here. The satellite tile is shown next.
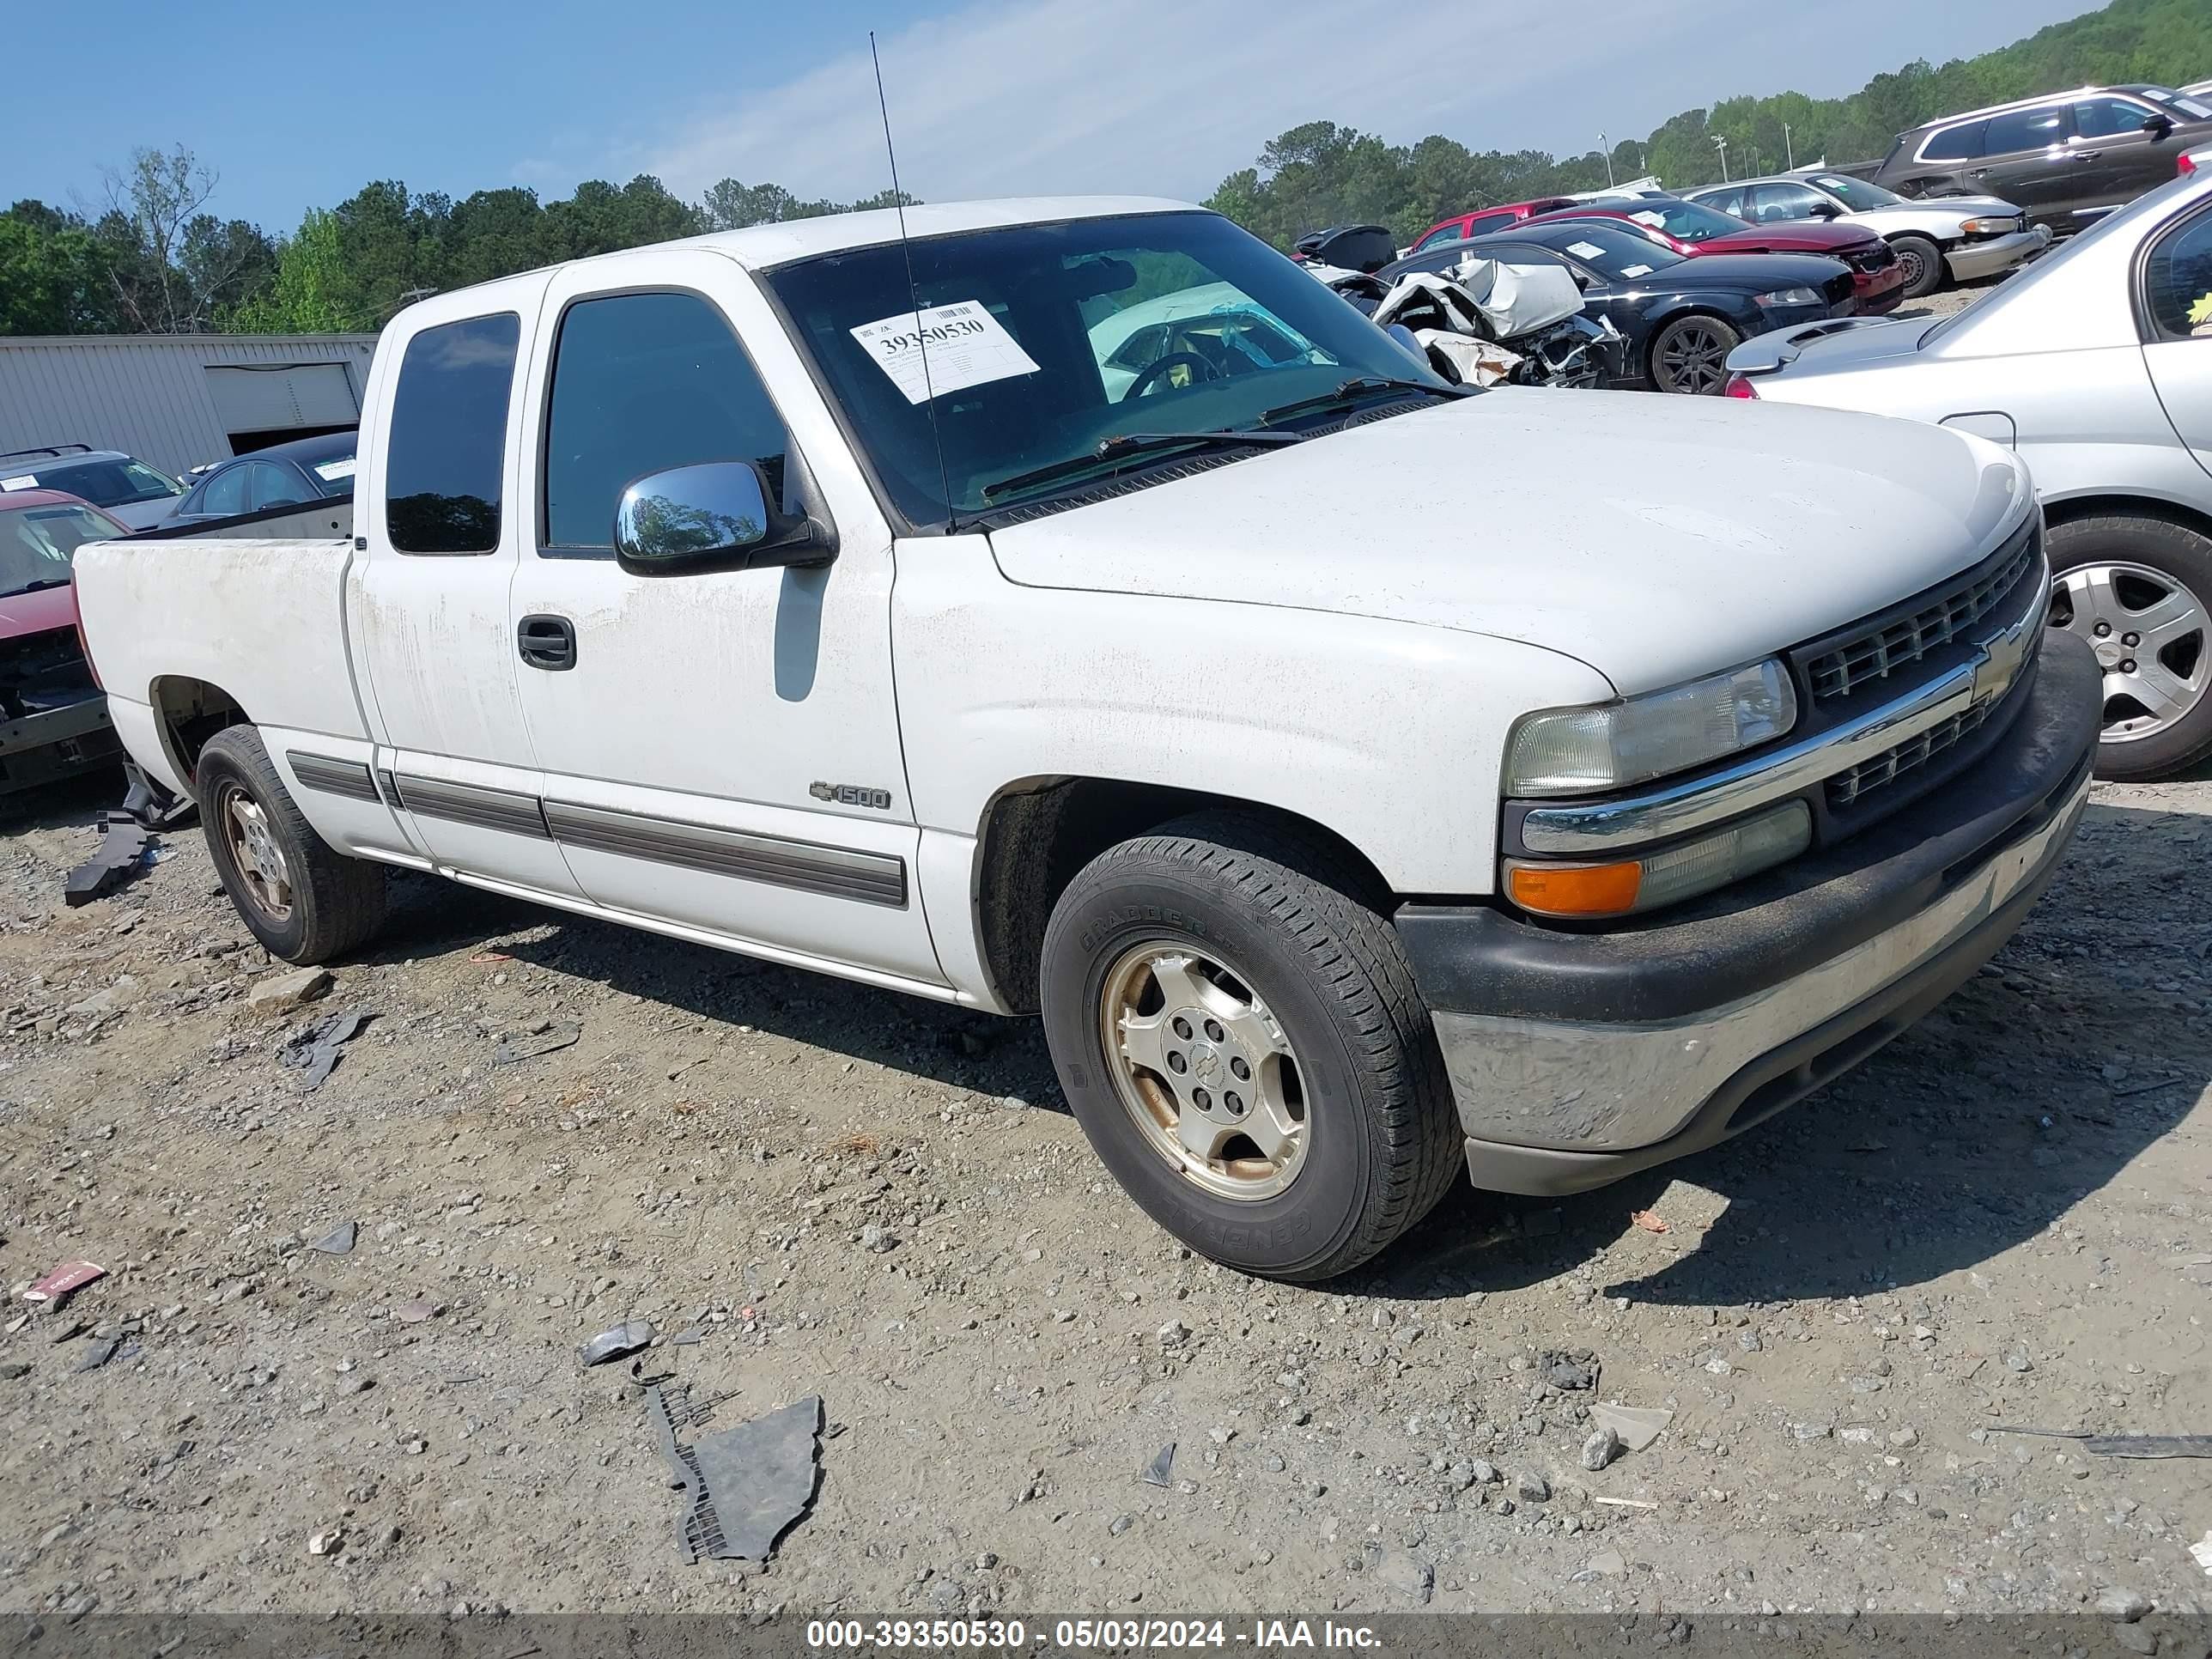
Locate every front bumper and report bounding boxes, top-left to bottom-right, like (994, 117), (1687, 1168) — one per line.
(1851, 265), (1907, 315)
(1946, 224), (2054, 282)
(0, 691), (121, 794)
(1395, 631), (2100, 1196)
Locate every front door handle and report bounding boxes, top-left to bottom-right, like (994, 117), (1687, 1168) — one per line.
(2073, 149), (2103, 161)
(518, 614), (576, 672)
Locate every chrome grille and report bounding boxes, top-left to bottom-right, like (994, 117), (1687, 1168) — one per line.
(1826, 700), (1996, 809)
(1805, 532), (2041, 701)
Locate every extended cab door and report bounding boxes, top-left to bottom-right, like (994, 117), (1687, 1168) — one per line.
(504, 249), (943, 989)
(349, 278), (587, 901)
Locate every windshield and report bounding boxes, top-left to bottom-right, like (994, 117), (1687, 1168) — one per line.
(2142, 86), (2212, 119)
(1812, 174), (1907, 210)
(24, 458), (183, 507)
(0, 504), (114, 595)
(1540, 223), (1686, 279)
(763, 211), (1451, 526)
(1602, 199), (1750, 243)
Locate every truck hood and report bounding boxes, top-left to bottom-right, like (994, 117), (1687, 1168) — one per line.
(0, 584), (82, 642)
(986, 392), (2030, 696)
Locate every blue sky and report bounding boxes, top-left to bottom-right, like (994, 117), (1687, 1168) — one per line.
(6, 0), (2107, 233)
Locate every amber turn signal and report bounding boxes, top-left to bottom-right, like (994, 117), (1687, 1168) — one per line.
(1506, 860), (1643, 919)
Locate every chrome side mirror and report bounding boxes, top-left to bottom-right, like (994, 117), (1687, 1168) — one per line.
(613, 460), (832, 576)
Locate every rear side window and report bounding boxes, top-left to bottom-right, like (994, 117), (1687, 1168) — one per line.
(2142, 204), (2212, 340)
(1983, 106), (2067, 156)
(541, 290), (790, 555)
(1921, 120), (1988, 161)
(385, 313), (521, 555)
(199, 465), (250, 519)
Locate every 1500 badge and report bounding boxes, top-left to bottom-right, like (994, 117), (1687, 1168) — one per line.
(811, 782), (893, 810)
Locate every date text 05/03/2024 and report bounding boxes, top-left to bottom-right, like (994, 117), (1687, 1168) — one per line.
(804, 1619), (1384, 1650)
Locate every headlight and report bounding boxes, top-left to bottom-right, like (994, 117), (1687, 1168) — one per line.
(1504, 659), (1798, 797)
(1506, 799), (1813, 919)
(1753, 286), (1824, 307)
(1958, 216), (2018, 235)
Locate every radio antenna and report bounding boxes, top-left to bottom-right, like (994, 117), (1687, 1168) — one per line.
(870, 31), (959, 533)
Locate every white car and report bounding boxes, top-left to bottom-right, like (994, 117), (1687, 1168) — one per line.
(1085, 280), (1322, 400)
(1726, 167), (2212, 781)
(1685, 172), (2051, 300)
(74, 196), (2095, 1280)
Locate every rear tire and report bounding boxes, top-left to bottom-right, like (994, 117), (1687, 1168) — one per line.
(1647, 313), (1741, 394)
(1892, 233), (1945, 300)
(2047, 514), (2212, 781)
(1038, 812), (1462, 1281)
(198, 726), (387, 963)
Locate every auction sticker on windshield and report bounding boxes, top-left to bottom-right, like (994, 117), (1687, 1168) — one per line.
(851, 301), (1042, 405)
(314, 459), (356, 482)
(1566, 241), (1605, 260)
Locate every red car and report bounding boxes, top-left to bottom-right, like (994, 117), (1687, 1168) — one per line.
(1408, 198), (1578, 254)
(1526, 196), (1906, 314)
(0, 489), (129, 794)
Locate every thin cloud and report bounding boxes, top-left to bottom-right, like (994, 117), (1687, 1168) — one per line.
(645, 0), (1723, 206)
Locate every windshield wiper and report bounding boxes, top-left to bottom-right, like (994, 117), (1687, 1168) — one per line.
(1256, 375), (1472, 429)
(980, 428), (1304, 502)
(7, 578), (72, 594)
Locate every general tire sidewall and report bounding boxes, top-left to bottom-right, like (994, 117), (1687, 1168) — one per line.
(198, 747), (312, 960)
(1041, 868), (1376, 1278)
(2051, 515), (2212, 781)
(1893, 234), (1943, 300)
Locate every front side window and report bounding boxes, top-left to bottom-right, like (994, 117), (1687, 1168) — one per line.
(766, 211), (1449, 526)
(2073, 97), (2158, 140)
(2143, 204), (2212, 339)
(1921, 120), (1988, 161)
(1984, 106), (2067, 155)
(385, 312), (520, 555)
(542, 291), (791, 555)
(0, 505), (118, 594)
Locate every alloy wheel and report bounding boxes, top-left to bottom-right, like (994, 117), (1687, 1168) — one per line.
(1656, 321), (1731, 394)
(221, 785), (295, 921)
(2051, 561), (2211, 743)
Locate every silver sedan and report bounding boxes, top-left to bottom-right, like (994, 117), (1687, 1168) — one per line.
(1726, 167), (2212, 781)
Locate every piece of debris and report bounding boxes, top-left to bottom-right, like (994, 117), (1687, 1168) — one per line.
(279, 1010), (372, 1091)
(0, 1361), (32, 1380)
(1516, 1470), (1552, 1504)
(1581, 1425), (1623, 1472)
(1140, 1443), (1176, 1487)
(1538, 1349), (1598, 1391)
(72, 1336), (122, 1373)
(248, 966), (333, 1010)
(2189, 1531), (2212, 1579)
(25, 1261), (106, 1304)
(64, 814), (152, 908)
(649, 1386), (823, 1562)
(1578, 1548), (1628, 1580)
(580, 1319), (655, 1367)
(1589, 1402), (1674, 1452)
(672, 1330), (705, 1347)
(495, 1020), (580, 1065)
(1995, 1426), (2212, 1459)
(1370, 1549), (1433, 1604)
(393, 1297), (441, 1324)
(308, 1222), (357, 1255)
(2098, 1587), (2151, 1623)
(1629, 1210), (1669, 1235)
(308, 1528), (343, 1557)
(1592, 1497), (1660, 1511)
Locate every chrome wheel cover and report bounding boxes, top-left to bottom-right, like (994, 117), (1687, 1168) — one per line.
(2051, 560), (2210, 744)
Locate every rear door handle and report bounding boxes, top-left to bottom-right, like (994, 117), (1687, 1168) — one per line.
(517, 614), (576, 672)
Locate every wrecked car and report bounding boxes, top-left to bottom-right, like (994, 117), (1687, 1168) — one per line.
(0, 488), (126, 796)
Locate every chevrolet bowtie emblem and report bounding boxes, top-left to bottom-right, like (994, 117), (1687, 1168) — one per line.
(1970, 592), (2045, 708)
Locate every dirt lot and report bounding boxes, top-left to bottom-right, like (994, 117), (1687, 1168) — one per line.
(0, 751), (2206, 1627)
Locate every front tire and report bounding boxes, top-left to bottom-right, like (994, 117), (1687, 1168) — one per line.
(1647, 313), (1741, 394)
(2047, 514), (2212, 781)
(198, 726), (387, 963)
(1038, 813), (1462, 1281)
(1892, 232), (1945, 300)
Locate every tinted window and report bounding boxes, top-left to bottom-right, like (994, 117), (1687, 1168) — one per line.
(1984, 106), (2067, 155)
(1413, 222), (1466, 251)
(1922, 120), (1988, 161)
(249, 461), (312, 511)
(2142, 204), (2212, 339)
(200, 464), (251, 519)
(2074, 97), (2157, 139)
(1746, 183), (1828, 224)
(385, 313), (520, 555)
(541, 291), (790, 554)
(1464, 212), (1516, 237)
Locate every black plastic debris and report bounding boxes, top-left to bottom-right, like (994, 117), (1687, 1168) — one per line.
(496, 1020), (580, 1066)
(580, 1319), (655, 1367)
(309, 1221), (358, 1255)
(64, 814), (152, 908)
(1140, 1443), (1176, 1487)
(1539, 1349), (1599, 1391)
(280, 1011), (373, 1091)
(120, 762), (195, 830)
(72, 1336), (123, 1373)
(650, 1385), (823, 1562)
(1995, 1426), (2212, 1459)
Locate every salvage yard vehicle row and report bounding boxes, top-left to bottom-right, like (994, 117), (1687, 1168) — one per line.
(76, 197), (2099, 1279)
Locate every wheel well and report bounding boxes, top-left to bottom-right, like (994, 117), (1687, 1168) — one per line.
(972, 779), (1395, 1015)
(149, 676), (249, 789)
(2043, 494), (2212, 544)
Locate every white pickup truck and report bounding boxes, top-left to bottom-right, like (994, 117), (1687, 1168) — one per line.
(76, 197), (2100, 1279)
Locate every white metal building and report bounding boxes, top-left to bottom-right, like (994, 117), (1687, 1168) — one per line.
(0, 333), (380, 478)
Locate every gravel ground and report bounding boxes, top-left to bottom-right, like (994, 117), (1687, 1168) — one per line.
(3, 725), (2208, 1618)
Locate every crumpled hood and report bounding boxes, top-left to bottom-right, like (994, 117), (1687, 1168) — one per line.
(986, 391), (2030, 696)
(0, 583), (82, 643)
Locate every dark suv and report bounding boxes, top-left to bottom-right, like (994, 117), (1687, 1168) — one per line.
(1871, 84), (2212, 230)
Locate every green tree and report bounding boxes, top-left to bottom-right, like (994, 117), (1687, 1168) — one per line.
(0, 202), (119, 334)
(225, 210), (362, 333)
